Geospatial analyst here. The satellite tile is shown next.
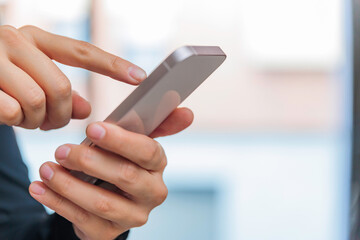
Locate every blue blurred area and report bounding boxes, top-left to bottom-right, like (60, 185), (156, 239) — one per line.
(130, 188), (218, 240)
(5, 0), (354, 239)
(15, 130), (349, 240)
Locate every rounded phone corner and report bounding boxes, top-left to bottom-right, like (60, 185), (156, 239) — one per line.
(165, 46), (195, 68)
(165, 46), (226, 69)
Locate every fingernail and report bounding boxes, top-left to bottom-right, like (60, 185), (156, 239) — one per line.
(55, 145), (70, 160)
(87, 123), (106, 140)
(30, 183), (45, 195)
(40, 164), (54, 181)
(128, 66), (146, 83)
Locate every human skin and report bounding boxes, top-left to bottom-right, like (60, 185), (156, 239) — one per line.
(31, 111), (193, 240)
(0, 24), (147, 129)
(0, 25), (194, 239)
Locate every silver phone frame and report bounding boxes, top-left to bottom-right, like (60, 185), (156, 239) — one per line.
(71, 46), (226, 184)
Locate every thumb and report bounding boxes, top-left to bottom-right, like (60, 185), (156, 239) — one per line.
(71, 90), (92, 120)
(40, 91), (91, 130)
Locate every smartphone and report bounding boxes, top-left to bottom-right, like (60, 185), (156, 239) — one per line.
(71, 46), (226, 186)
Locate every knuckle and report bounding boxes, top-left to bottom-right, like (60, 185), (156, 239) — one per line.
(18, 25), (38, 43)
(161, 155), (168, 169)
(0, 25), (22, 45)
(2, 101), (22, 125)
(52, 195), (65, 211)
(143, 141), (163, 167)
(18, 25), (38, 32)
(131, 211), (149, 227)
(94, 195), (112, 213)
(77, 147), (93, 169)
(110, 56), (123, 71)
(53, 75), (71, 100)
(153, 184), (168, 205)
(0, 25), (17, 33)
(118, 162), (139, 185)
(73, 207), (90, 224)
(58, 175), (73, 196)
(74, 41), (92, 59)
(25, 86), (46, 111)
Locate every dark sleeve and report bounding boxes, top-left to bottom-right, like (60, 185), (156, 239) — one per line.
(0, 125), (129, 240)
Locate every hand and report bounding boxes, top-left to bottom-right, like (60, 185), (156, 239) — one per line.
(0, 25), (146, 130)
(29, 107), (194, 240)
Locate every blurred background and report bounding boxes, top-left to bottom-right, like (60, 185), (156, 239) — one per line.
(0, 0), (353, 239)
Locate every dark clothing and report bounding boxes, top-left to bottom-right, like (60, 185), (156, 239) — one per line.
(0, 125), (129, 240)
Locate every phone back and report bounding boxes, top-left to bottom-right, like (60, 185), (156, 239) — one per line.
(72, 46), (226, 185)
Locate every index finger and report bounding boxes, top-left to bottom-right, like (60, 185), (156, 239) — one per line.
(18, 25), (147, 85)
